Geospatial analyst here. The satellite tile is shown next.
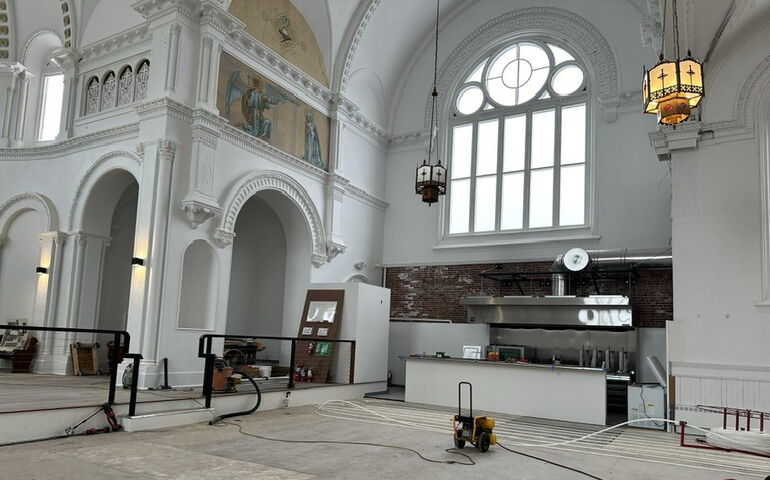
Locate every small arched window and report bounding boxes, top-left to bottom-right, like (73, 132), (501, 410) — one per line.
(117, 66), (134, 107)
(37, 66), (64, 141)
(85, 77), (100, 115)
(135, 60), (150, 102)
(447, 40), (588, 236)
(101, 71), (116, 111)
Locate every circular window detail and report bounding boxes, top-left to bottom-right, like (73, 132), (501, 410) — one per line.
(551, 64), (584, 96)
(485, 43), (549, 106)
(456, 85), (484, 115)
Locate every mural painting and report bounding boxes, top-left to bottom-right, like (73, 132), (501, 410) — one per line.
(217, 52), (330, 171)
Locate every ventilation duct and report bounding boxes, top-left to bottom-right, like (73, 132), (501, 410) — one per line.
(551, 248), (672, 295)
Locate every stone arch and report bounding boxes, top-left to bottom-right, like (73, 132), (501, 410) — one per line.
(215, 170), (327, 267)
(0, 192), (58, 239)
(332, 0), (380, 93)
(68, 150), (142, 231)
(425, 6), (619, 128)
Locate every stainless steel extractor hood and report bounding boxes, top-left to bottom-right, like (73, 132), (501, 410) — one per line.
(461, 295), (632, 328)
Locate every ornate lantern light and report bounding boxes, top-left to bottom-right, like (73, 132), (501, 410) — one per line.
(642, 0), (704, 125)
(415, 0), (446, 205)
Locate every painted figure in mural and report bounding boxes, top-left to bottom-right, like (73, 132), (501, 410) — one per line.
(303, 109), (325, 169)
(224, 71), (298, 139)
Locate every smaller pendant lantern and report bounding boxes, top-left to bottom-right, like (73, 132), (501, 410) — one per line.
(415, 0), (446, 206)
(642, 0), (704, 126)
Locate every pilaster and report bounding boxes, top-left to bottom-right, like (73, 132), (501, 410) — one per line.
(182, 110), (221, 228)
(51, 48), (80, 142)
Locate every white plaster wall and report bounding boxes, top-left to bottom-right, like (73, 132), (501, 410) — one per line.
(382, 1), (671, 266)
(664, 20), (770, 423)
(79, 0), (146, 47)
(0, 210), (42, 322)
(178, 240), (218, 331)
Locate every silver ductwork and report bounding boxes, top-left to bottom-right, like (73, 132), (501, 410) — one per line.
(551, 248), (672, 295)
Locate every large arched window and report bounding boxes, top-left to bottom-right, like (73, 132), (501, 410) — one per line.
(447, 40), (588, 236)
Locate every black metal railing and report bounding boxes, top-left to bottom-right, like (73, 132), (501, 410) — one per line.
(198, 334), (356, 408)
(0, 325), (143, 416)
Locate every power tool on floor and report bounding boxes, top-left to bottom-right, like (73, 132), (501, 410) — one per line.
(452, 381), (496, 452)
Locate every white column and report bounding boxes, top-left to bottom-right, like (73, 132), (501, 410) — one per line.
(126, 139), (176, 367)
(196, 36), (213, 104)
(53, 49), (80, 142)
(10, 72), (32, 146)
(1, 81), (16, 146)
(165, 23), (181, 93)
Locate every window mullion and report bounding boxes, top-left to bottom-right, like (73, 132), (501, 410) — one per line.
(523, 111), (532, 229)
(495, 114), (504, 231)
(469, 121), (478, 233)
(553, 103), (562, 227)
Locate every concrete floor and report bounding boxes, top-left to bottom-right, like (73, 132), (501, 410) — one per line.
(1, 402), (768, 480)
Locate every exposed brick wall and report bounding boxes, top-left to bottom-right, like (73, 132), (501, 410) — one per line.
(385, 262), (672, 328)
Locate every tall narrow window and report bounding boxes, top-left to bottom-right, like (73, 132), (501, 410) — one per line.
(447, 40), (588, 236)
(101, 72), (116, 110)
(117, 66), (134, 107)
(37, 74), (64, 141)
(135, 61), (150, 101)
(85, 77), (100, 115)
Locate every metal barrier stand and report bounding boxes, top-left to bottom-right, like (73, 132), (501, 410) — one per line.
(0, 325), (143, 416)
(198, 334), (356, 409)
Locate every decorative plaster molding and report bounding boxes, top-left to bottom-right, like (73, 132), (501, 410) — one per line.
(335, 0), (381, 93)
(18, 28), (63, 66)
(135, 96), (194, 123)
(181, 196), (221, 229)
(215, 170), (328, 267)
(77, 25), (150, 64)
(389, 129), (431, 149)
(131, 0), (201, 23)
(0, 192), (59, 234)
(0, 123), (140, 160)
(156, 138), (177, 162)
(426, 7), (619, 127)
(67, 150), (143, 230)
(345, 183), (388, 212)
(333, 94), (390, 147)
(648, 122), (702, 161)
(214, 116), (328, 183)
(326, 242), (347, 261)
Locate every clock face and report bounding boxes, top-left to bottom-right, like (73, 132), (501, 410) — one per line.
(563, 247), (590, 272)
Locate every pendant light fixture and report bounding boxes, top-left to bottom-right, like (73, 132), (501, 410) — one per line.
(415, 0), (446, 205)
(642, 0), (704, 125)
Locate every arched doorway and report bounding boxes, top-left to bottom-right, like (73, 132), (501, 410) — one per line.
(79, 169), (138, 370)
(225, 189), (313, 365)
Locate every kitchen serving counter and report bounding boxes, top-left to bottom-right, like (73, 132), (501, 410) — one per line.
(405, 356), (607, 425)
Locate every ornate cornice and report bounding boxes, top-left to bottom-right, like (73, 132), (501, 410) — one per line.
(77, 24), (150, 64)
(131, 0), (201, 23)
(345, 183), (388, 212)
(181, 196), (221, 229)
(215, 170), (328, 267)
(333, 94), (390, 147)
(0, 123), (140, 161)
(213, 115), (328, 183)
(135, 96), (194, 123)
(426, 7), (619, 127)
(0, 192), (59, 234)
(389, 129), (431, 150)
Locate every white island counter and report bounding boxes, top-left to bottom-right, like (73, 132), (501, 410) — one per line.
(405, 356), (607, 425)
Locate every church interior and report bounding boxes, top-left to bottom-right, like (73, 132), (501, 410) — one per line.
(1, 0), (770, 478)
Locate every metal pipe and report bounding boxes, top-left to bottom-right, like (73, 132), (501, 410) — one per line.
(551, 248), (671, 294)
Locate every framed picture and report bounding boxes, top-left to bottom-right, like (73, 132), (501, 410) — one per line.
(315, 342), (332, 356)
(317, 327), (329, 337)
(301, 327), (313, 335)
(305, 301), (338, 323)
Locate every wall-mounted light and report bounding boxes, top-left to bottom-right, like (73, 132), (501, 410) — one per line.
(35, 266), (48, 275)
(131, 257), (145, 267)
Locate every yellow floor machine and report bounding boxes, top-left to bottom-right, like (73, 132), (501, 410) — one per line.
(452, 381), (496, 452)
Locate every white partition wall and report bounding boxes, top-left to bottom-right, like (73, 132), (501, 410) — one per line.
(310, 282), (390, 384)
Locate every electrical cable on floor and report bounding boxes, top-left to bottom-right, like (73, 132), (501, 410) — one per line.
(215, 420), (476, 466)
(209, 370), (261, 425)
(496, 441), (604, 480)
(640, 384), (664, 427)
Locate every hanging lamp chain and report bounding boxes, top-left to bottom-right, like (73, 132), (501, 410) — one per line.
(659, 0), (667, 60)
(427, 0), (440, 165)
(672, 0), (680, 60)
